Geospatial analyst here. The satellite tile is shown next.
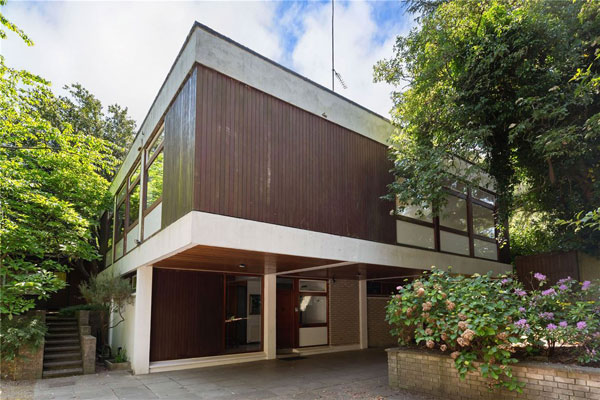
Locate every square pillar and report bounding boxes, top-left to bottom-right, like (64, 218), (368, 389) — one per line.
(359, 279), (368, 349)
(132, 266), (153, 374)
(263, 273), (276, 359)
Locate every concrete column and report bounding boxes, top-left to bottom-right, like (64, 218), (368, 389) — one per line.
(132, 266), (153, 374)
(359, 279), (368, 349)
(263, 273), (277, 360)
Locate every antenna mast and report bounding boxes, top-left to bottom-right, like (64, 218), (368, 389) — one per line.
(331, 0), (335, 91)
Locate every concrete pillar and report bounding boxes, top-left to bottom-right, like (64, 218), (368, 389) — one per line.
(132, 266), (153, 374)
(359, 279), (368, 349)
(263, 273), (277, 359)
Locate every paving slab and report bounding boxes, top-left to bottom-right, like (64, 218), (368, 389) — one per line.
(1, 349), (438, 400)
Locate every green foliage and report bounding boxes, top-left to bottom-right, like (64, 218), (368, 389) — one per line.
(58, 303), (104, 316)
(0, 314), (46, 361)
(520, 274), (600, 364)
(114, 347), (128, 363)
(79, 274), (133, 329)
(375, 0), (600, 255)
(387, 268), (600, 391)
(386, 268), (528, 391)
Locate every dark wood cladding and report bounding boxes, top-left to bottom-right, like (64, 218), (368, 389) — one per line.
(150, 268), (224, 361)
(193, 64), (395, 244)
(162, 69), (197, 228)
(515, 251), (579, 290)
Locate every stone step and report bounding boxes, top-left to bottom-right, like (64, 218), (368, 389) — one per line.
(45, 339), (80, 346)
(42, 367), (83, 379)
(46, 332), (79, 339)
(44, 359), (83, 370)
(48, 326), (78, 332)
(44, 351), (82, 361)
(46, 317), (77, 322)
(44, 345), (81, 352)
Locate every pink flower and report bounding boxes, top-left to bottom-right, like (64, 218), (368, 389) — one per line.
(396, 285), (403, 290)
(541, 288), (556, 296)
(518, 307), (526, 313)
(515, 289), (527, 297)
(534, 272), (547, 281)
(546, 323), (557, 331)
(501, 278), (510, 285)
(539, 312), (554, 320)
(514, 319), (529, 329)
(576, 321), (587, 330)
(559, 321), (568, 328)
(558, 284), (568, 291)
(557, 276), (572, 285)
(582, 281), (591, 291)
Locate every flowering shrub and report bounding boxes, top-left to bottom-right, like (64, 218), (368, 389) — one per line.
(386, 268), (600, 392)
(521, 274), (600, 364)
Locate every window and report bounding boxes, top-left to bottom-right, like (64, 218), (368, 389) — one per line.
(128, 180), (140, 227)
(440, 195), (468, 231)
(144, 126), (164, 211)
(299, 295), (327, 325)
(115, 193), (126, 241)
(394, 181), (499, 260)
(299, 279), (327, 292)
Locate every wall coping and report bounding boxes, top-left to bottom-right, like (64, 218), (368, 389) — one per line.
(386, 347), (600, 376)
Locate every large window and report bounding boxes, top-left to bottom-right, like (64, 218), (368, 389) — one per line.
(395, 182), (498, 260)
(144, 126), (164, 212)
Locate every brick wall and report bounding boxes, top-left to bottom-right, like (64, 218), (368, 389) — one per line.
(367, 297), (396, 348)
(387, 348), (600, 400)
(1, 311), (45, 380)
(329, 279), (360, 345)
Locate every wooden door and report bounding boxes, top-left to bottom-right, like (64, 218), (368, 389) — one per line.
(276, 287), (296, 349)
(150, 269), (224, 361)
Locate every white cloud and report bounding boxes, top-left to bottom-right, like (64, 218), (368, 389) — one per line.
(2, 0), (410, 125)
(2, 1), (283, 125)
(291, 0), (410, 118)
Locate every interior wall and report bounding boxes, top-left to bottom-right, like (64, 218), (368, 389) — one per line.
(246, 279), (261, 343)
(328, 279), (360, 345)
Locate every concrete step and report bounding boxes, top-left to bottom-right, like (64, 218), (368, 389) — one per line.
(44, 359), (83, 370)
(44, 345), (81, 352)
(45, 339), (80, 346)
(44, 351), (81, 361)
(46, 333), (79, 339)
(47, 326), (78, 332)
(42, 367), (83, 379)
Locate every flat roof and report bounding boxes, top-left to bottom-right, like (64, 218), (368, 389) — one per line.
(110, 22), (393, 194)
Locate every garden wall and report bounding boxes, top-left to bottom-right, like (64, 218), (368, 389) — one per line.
(387, 348), (600, 400)
(0, 311), (46, 380)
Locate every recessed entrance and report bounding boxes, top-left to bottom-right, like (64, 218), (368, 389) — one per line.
(276, 277), (329, 350)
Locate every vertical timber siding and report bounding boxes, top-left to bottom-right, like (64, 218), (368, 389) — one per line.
(162, 69), (197, 228)
(194, 64), (395, 244)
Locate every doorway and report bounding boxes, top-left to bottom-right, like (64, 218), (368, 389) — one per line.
(276, 277), (329, 350)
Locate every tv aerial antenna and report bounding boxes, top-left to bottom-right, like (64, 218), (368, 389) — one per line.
(331, 0), (347, 91)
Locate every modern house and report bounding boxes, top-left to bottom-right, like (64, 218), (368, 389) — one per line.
(98, 22), (511, 375)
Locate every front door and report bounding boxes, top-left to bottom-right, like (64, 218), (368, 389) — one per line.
(276, 284), (296, 349)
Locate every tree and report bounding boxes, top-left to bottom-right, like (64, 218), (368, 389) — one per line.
(374, 0), (600, 256)
(0, 9), (117, 318)
(79, 274), (133, 355)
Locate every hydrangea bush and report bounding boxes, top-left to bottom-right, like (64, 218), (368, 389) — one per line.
(386, 268), (600, 392)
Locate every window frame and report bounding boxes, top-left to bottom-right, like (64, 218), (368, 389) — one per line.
(298, 279), (329, 329)
(143, 124), (164, 217)
(394, 183), (498, 260)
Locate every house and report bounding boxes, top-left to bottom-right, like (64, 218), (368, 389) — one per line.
(98, 22), (511, 375)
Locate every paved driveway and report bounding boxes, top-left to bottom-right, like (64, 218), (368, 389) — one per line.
(1, 349), (436, 400)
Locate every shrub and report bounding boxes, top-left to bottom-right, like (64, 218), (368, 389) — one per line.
(522, 273), (600, 364)
(58, 304), (104, 316)
(386, 268), (527, 391)
(114, 347), (127, 363)
(387, 267), (600, 392)
(0, 314), (46, 361)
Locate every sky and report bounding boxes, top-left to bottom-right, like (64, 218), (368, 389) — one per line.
(2, 1), (415, 127)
